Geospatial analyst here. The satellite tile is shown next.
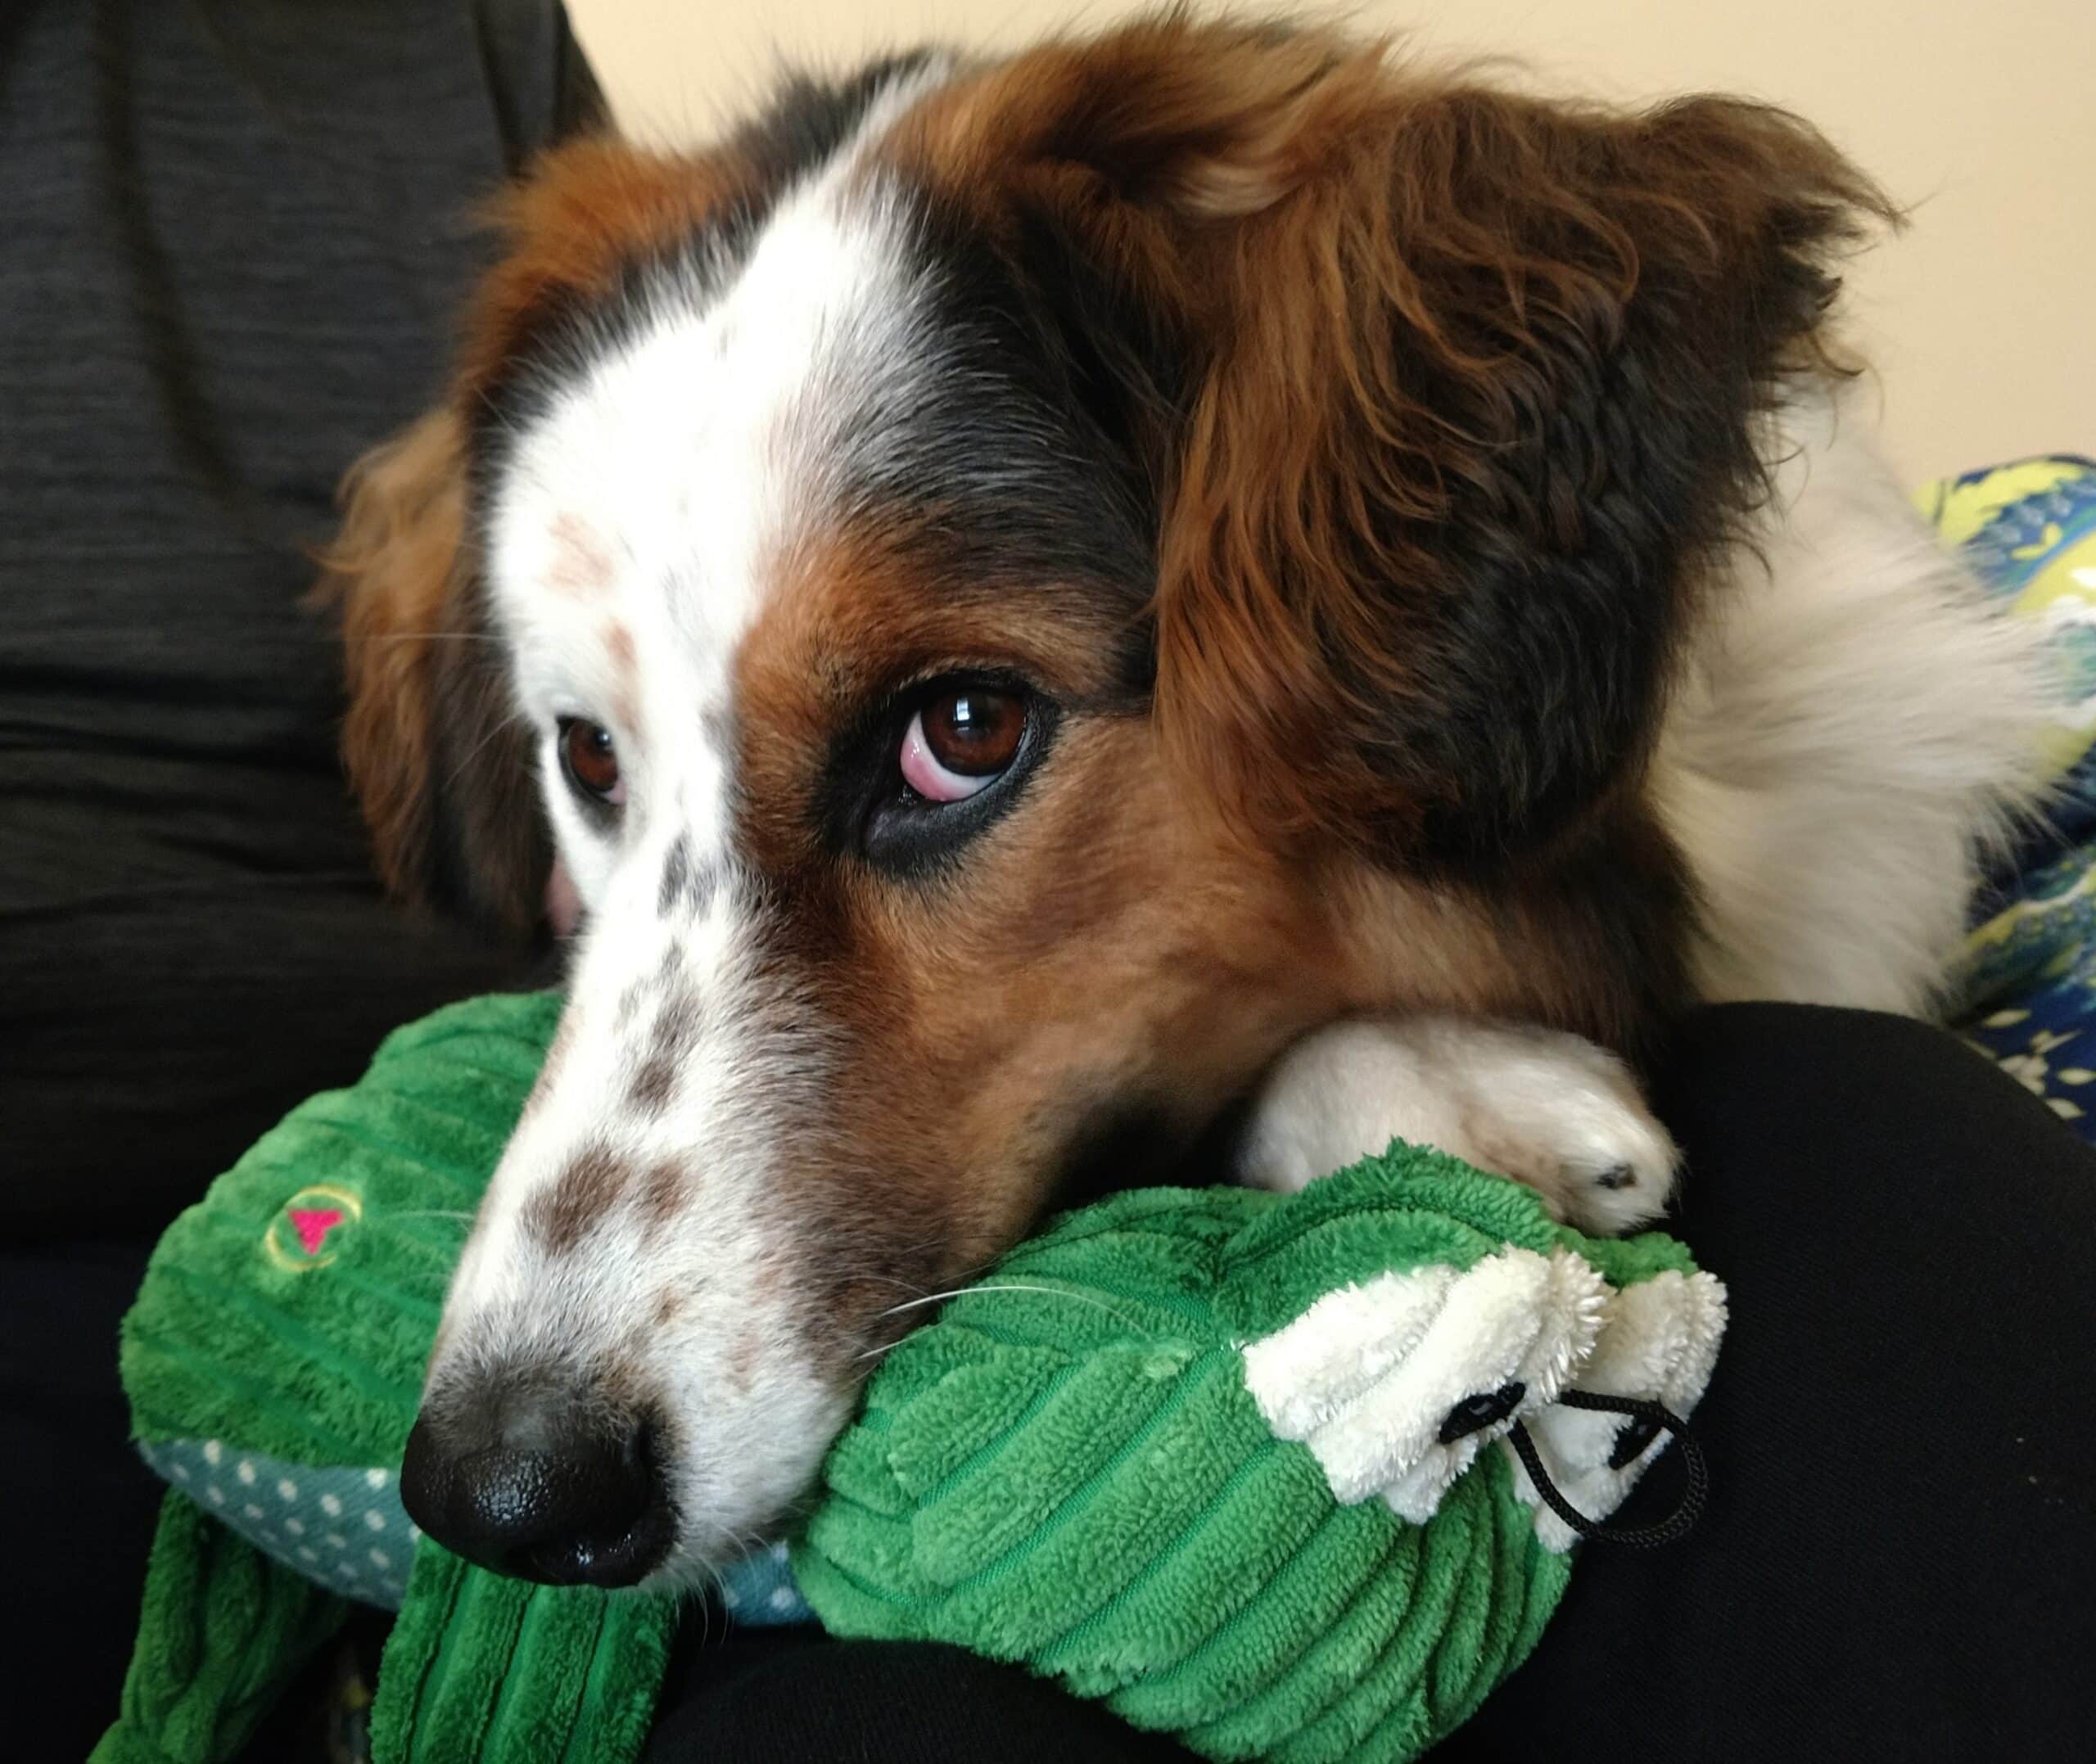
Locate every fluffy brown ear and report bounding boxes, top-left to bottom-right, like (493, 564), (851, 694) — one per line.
(915, 18), (1895, 868)
(315, 408), (549, 938)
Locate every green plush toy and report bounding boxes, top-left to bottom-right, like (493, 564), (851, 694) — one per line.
(98, 992), (1723, 1764)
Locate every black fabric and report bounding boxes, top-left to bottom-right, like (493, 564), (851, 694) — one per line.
(0, 0), (599, 1240)
(2, 1238), (164, 1759)
(1466, 1004), (2096, 1762)
(643, 1628), (1198, 1763)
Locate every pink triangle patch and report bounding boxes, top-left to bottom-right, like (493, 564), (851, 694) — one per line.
(288, 1208), (346, 1256)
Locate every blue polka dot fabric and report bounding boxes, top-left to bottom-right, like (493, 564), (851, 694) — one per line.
(136, 1437), (815, 1622)
(138, 1439), (417, 1608)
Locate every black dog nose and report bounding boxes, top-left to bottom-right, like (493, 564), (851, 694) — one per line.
(400, 1389), (672, 1587)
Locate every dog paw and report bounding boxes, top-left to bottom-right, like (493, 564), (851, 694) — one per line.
(1237, 1017), (1678, 1236)
(1470, 1067), (1678, 1236)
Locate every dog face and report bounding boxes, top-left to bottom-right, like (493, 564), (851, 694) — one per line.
(334, 22), (1883, 1586)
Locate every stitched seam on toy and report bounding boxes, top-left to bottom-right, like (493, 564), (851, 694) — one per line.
(799, 1543), (932, 1614)
(1163, 1508), (1412, 1732)
(932, 1346), (1232, 1599)
(287, 1107), (515, 1195)
(1001, 1240), (1230, 1323)
(462, 1576), (535, 1757)
(553, 1595), (615, 1764)
(128, 1333), (377, 1464)
(400, 1554), (471, 1748)
(1037, 1431), (1285, 1673)
(372, 1021), (557, 1071)
(932, 1287), (1211, 1347)
(1224, 1207), (1511, 1282)
(155, 1262), (421, 1428)
(915, 1359), (1090, 1511)
(1002, 1200), (1244, 1253)
(1221, 1487), (1466, 1747)
(352, 1074), (539, 1137)
(328, 1084), (531, 1171)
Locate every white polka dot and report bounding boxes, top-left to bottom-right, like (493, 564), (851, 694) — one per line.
(243, 1503), (264, 1520)
(721, 1587), (740, 1608)
(368, 1549), (391, 1570)
(203, 1441), (223, 1466)
(297, 1546), (318, 1563)
(364, 1468), (388, 1490)
(206, 1485), (226, 1506)
(319, 1493), (342, 1518)
(767, 1586), (797, 1612)
(407, 1524), (422, 1544)
(237, 1459), (256, 1486)
(284, 1518), (305, 1537)
(364, 1510), (386, 1532)
(171, 1464), (192, 1482)
(324, 1532), (348, 1550)
(277, 1478), (298, 1502)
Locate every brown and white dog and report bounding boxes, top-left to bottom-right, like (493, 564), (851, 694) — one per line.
(325, 17), (2049, 1589)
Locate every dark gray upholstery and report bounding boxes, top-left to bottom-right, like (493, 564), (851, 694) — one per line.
(0, 0), (599, 1234)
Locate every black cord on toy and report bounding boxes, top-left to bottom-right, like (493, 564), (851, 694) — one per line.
(1507, 1392), (1708, 1548)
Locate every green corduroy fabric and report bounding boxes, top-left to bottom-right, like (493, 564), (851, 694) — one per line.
(100, 992), (1714, 1764)
(90, 1495), (346, 1764)
(98, 992), (680, 1764)
(120, 992), (563, 1465)
(370, 1545), (676, 1764)
(790, 1150), (1687, 1764)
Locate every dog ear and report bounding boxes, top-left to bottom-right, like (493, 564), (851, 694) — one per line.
(922, 20), (1895, 868)
(315, 408), (549, 939)
(315, 138), (771, 940)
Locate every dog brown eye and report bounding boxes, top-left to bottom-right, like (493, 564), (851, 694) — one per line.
(558, 718), (624, 805)
(901, 689), (1025, 803)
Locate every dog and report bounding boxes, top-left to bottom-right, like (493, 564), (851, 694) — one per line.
(321, 16), (2049, 1590)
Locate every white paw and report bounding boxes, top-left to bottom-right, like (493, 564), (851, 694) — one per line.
(1236, 1017), (1678, 1236)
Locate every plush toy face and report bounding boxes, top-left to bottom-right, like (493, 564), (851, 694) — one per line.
(795, 1153), (1726, 1764)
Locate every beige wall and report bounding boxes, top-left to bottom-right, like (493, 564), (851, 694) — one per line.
(567, 1), (2093, 482)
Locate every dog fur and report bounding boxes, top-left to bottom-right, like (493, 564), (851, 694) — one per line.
(320, 16), (2049, 1586)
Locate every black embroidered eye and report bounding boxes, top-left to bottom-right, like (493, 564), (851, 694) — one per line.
(1437, 1381), (1528, 1444)
(557, 718), (623, 805)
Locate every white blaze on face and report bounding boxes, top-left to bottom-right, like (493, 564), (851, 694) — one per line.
(433, 106), (943, 1581)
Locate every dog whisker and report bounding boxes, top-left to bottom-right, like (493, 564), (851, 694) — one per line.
(856, 1283), (1159, 1361)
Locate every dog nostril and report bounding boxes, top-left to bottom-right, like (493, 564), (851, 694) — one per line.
(400, 1400), (672, 1588)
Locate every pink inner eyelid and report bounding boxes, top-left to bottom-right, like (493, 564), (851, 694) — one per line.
(900, 711), (993, 803)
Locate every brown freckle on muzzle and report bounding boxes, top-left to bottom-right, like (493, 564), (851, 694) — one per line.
(639, 1157), (689, 1225)
(658, 836), (720, 919)
(548, 512), (613, 595)
(524, 1141), (630, 1253)
(726, 1330), (760, 1395)
(629, 988), (706, 1116)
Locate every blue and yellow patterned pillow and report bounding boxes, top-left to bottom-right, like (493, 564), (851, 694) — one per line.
(1927, 457), (2096, 1126)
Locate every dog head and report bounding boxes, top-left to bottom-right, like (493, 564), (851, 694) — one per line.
(325, 20), (1883, 1586)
